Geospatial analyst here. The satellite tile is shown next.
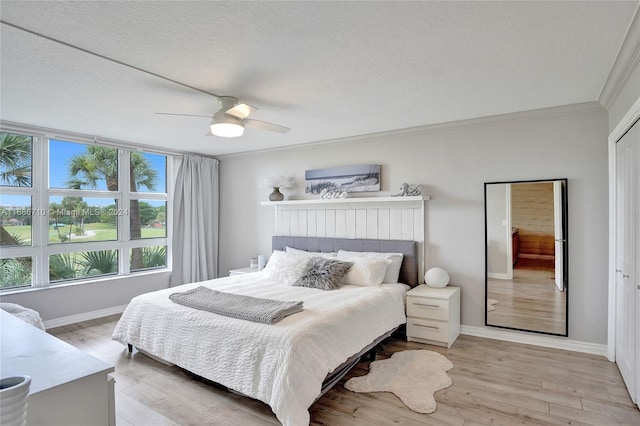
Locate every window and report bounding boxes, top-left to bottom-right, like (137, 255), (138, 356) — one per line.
(0, 129), (172, 290)
(130, 245), (167, 272)
(49, 250), (118, 282)
(129, 152), (168, 271)
(0, 257), (32, 289)
(0, 132), (32, 188)
(0, 194), (32, 246)
(0, 132), (34, 288)
(48, 196), (119, 244)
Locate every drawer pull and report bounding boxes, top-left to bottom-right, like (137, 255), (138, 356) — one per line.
(413, 323), (439, 330)
(413, 302), (440, 308)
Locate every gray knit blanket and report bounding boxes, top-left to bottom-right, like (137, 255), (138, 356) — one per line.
(169, 286), (304, 324)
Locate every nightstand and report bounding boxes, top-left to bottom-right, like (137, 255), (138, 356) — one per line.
(228, 267), (260, 276)
(406, 285), (460, 348)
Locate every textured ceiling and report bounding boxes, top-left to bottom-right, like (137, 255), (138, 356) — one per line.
(1, 1), (638, 155)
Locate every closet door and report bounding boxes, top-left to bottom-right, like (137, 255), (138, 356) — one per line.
(615, 119), (639, 404)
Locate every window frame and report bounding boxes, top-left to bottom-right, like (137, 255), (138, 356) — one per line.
(0, 125), (173, 291)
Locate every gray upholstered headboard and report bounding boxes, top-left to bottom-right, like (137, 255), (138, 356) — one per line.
(272, 236), (419, 287)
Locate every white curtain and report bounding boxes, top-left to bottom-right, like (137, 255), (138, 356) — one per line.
(171, 155), (220, 286)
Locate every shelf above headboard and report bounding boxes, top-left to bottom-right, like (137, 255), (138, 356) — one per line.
(260, 195), (428, 208)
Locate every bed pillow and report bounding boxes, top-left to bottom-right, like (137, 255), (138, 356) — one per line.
(285, 246), (337, 258)
(337, 250), (404, 283)
(262, 250), (312, 285)
(343, 257), (392, 287)
(292, 257), (353, 290)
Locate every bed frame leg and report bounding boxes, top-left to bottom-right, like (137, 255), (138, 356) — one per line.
(367, 347), (377, 362)
(127, 344), (133, 353)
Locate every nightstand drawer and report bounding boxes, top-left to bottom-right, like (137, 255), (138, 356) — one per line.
(407, 318), (449, 342)
(407, 297), (449, 321)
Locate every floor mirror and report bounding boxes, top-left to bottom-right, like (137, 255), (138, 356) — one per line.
(484, 178), (568, 336)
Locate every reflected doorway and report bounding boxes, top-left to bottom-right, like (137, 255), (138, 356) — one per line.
(485, 179), (568, 336)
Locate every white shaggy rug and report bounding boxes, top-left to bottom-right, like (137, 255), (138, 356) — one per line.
(344, 350), (453, 414)
(487, 298), (498, 311)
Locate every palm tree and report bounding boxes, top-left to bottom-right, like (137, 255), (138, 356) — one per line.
(0, 133), (31, 187)
(0, 133), (32, 247)
(49, 253), (78, 281)
(0, 258), (31, 288)
(67, 146), (157, 269)
(141, 246), (166, 269)
(67, 146), (118, 191)
(81, 250), (118, 276)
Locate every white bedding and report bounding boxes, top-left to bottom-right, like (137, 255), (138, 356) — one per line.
(112, 272), (409, 426)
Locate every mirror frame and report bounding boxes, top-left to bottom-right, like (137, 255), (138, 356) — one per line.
(484, 178), (569, 337)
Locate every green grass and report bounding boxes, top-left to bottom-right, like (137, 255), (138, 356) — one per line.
(49, 223), (166, 243)
(3, 225), (31, 242)
(139, 227), (167, 239)
(1, 223), (166, 245)
(49, 222), (117, 243)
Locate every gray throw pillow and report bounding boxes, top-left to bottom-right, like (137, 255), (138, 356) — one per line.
(292, 257), (353, 290)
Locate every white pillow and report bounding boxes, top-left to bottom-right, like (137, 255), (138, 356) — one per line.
(343, 257), (392, 287)
(285, 246), (337, 258)
(337, 250), (404, 283)
(262, 250), (311, 285)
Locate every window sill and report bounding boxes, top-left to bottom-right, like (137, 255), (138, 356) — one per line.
(0, 268), (171, 296)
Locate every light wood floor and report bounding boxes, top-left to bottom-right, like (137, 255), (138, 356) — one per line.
(49, 315), (640, 426)
(487, 265), (567, 335)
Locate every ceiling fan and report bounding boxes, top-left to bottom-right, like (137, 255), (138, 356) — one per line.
(156, 96), (290, 138)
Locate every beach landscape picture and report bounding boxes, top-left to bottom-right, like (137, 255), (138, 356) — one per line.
(305, 164), (380, 194)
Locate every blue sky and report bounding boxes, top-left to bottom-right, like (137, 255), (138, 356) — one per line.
(49, 139), (166, 193)
(1, 140), (167, 208)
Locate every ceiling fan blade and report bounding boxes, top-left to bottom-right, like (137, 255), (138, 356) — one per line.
(155, 112), (212, 118)
(244, 118), (290, 134)
(226, 103), (257, 119)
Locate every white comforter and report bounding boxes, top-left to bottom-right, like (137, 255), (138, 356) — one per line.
(112, 272), (408, 426)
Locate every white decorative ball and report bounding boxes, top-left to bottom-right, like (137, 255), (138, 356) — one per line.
(424, 267), (449, 288)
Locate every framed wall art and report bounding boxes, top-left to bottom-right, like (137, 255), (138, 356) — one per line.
(305, 164), (380, 194)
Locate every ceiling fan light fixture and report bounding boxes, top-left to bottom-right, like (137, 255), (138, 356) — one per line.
(210, 122), (244, 137)
(210, 112), (244, 137)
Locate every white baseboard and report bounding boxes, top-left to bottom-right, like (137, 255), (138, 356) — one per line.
(461, 325), (608, 357)
(488, 272), (511, 280)
(44, 305), (127, 330)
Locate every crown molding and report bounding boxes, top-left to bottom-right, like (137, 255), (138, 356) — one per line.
(218, 101), (604, 160)
(599, 3), (640, 109)
(609, 95), (640, 144)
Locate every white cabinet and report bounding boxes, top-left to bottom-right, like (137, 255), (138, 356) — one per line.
(229, 267), (260, 276)
(0, 311), (115, 426)
(406, 285), (460, 348)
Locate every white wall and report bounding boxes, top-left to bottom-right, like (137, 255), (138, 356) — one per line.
(219, 104), (609, 345)
(0, 270), (170, 323)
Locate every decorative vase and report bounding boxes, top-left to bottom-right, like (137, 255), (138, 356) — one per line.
(269, 187), (284, 201)
(0, 375), (31, 426)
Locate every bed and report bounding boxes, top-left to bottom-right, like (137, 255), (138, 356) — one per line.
(113, 236), (418, 426)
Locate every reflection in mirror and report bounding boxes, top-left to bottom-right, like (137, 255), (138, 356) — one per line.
(484, 179), (568, 336)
